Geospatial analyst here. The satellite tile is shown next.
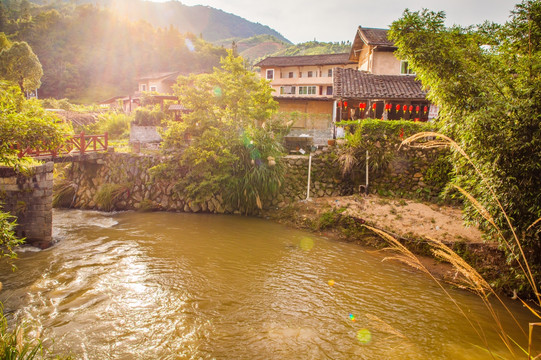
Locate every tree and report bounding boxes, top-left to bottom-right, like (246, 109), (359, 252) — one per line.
(0, 81), (68, 261)
(0, 40), (43, 93)
(155, 51), (288, 214)
(389, 1), (541, 292)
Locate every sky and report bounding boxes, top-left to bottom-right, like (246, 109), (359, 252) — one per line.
(158, 0), (517, 43)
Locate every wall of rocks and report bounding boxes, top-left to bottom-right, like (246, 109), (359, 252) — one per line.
(368, 146), (447, 200)
(60, 145), (443, 214)
(0, 162), (54, 248)
(61, 149), (352, 213)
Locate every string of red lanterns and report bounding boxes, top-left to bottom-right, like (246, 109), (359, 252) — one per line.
(337, 101), (430, 115)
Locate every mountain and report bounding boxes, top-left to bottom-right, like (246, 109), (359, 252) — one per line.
(29, 0), (291, 43)
(213, 35), (290, 62)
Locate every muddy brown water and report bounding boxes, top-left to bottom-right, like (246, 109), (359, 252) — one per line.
(0, 209), (539, 359)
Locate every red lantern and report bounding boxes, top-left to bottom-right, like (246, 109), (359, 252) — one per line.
(414, 118), (420, 122)
(372, 103), (377, 110)
(344, 101), (348, 108)
(423, 106), (428, 113)
(416, 105), (420, 113)
(359, 102), (366, 110)
(403, 105), (407, 112)
(409, 105), (413, 112)
(396, 104), (400, 111)
(386, 104), (391, 112)
(338, 101), (342, 107)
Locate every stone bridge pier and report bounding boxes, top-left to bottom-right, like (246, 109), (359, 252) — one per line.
(0, 162), (54, 249)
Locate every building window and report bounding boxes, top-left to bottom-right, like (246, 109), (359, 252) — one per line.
(298, 86), (317, 95)
(150, 86), (157, 92)
(266, 69), (274, 80)
(140, 84), (146, 91)
(280, 86), (296, 95)
(328, 69), (333, 77)
(400, 61), (415, 75)
(288, 72), (294, 78)
(326, 86), (333, 95)
(307, 71), (313, 78)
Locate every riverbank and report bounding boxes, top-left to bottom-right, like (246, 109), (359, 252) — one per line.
(264, 194), (509, 290)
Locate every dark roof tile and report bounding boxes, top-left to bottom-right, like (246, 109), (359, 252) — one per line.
(255, 53), (355, 67)
(333, 68), (427, 100)
(358, 27), (395, 47)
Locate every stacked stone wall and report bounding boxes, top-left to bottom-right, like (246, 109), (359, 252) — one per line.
(0, 162), (54, 248)
(61, 145), (443, 214)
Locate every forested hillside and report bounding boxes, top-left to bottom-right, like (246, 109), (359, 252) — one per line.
(27, 0), (290, 43)
(0, 0), (228, 101)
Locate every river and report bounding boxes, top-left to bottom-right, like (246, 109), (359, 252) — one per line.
(0, 209), (538, 359)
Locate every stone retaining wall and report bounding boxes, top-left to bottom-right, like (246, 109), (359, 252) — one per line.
(61, 149), (352, 213)
(0, 162), (54, 248)
(60, 145), (443, 213)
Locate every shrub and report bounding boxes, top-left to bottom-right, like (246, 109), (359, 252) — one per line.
(132, 106), (166, 126)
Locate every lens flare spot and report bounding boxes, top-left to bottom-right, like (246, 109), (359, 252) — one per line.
(349, 313), (355, 322)
(299, 237), (314, 251)
(356, 328), (372, 344)
(185, 38), (195, 52)
(213, 86), (222, 97)
(327, 279), (335, 286)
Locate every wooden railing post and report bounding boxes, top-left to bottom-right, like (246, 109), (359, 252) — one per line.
(80, 131), (85, 155)
(104, 132), (108, 150)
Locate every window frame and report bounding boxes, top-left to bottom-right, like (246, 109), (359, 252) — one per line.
(298, 86), (317, 95)
(280, 86), (296, 95)
(400, 60), (415, 75)
(266, 69), (275, 80)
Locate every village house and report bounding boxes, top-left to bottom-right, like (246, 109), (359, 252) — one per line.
(254, 53), (357, 113)
(100, 72), (181, 113)
(333, 27), (430, 122)
(254, 53), (357, 145)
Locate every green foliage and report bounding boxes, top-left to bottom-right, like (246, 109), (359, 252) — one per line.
(0, 303), (73, 359)
(337, 119), (436, 177)
(85, 112), (130, 140)
(155, 51), (286, 214)
(132, 106), (166, 126)
(0, 208), (24, 267)
(94, 183), (130, 212)
(0, 3), (228, 100)
(0, 35), (42, 93)
(424, 153), (453, 190)
(268, 40), (351, 57)
(390, 2), (541, 276)
(0, 82), (68, 166)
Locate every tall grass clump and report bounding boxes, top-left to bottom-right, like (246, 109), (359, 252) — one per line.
(94, 183), (130, 211)
(364, 131), (541, 359)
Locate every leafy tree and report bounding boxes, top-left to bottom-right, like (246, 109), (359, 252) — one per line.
(0, 39), (43, 93)
(155, 51), (287, 214)
(0, 81), (68, 262)
(389, 1), (541, 291)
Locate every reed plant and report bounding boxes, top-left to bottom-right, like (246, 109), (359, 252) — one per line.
(365, 132), (541, 359)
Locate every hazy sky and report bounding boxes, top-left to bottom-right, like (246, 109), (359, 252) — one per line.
(158, 0), (516, 43)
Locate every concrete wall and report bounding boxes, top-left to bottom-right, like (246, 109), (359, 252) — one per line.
(130, 125), (162, 144)
(0, 162), (54, 248)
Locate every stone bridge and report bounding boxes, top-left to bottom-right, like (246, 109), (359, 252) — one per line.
(0, 133), (110, 249)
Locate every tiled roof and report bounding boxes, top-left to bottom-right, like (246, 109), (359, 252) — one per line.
(255, 53), (354, 67)
(358, 27), (395, 47)
(136, 71), (180, 81)
(333, 68), (427, 100)
(168, 104), (190, 111)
